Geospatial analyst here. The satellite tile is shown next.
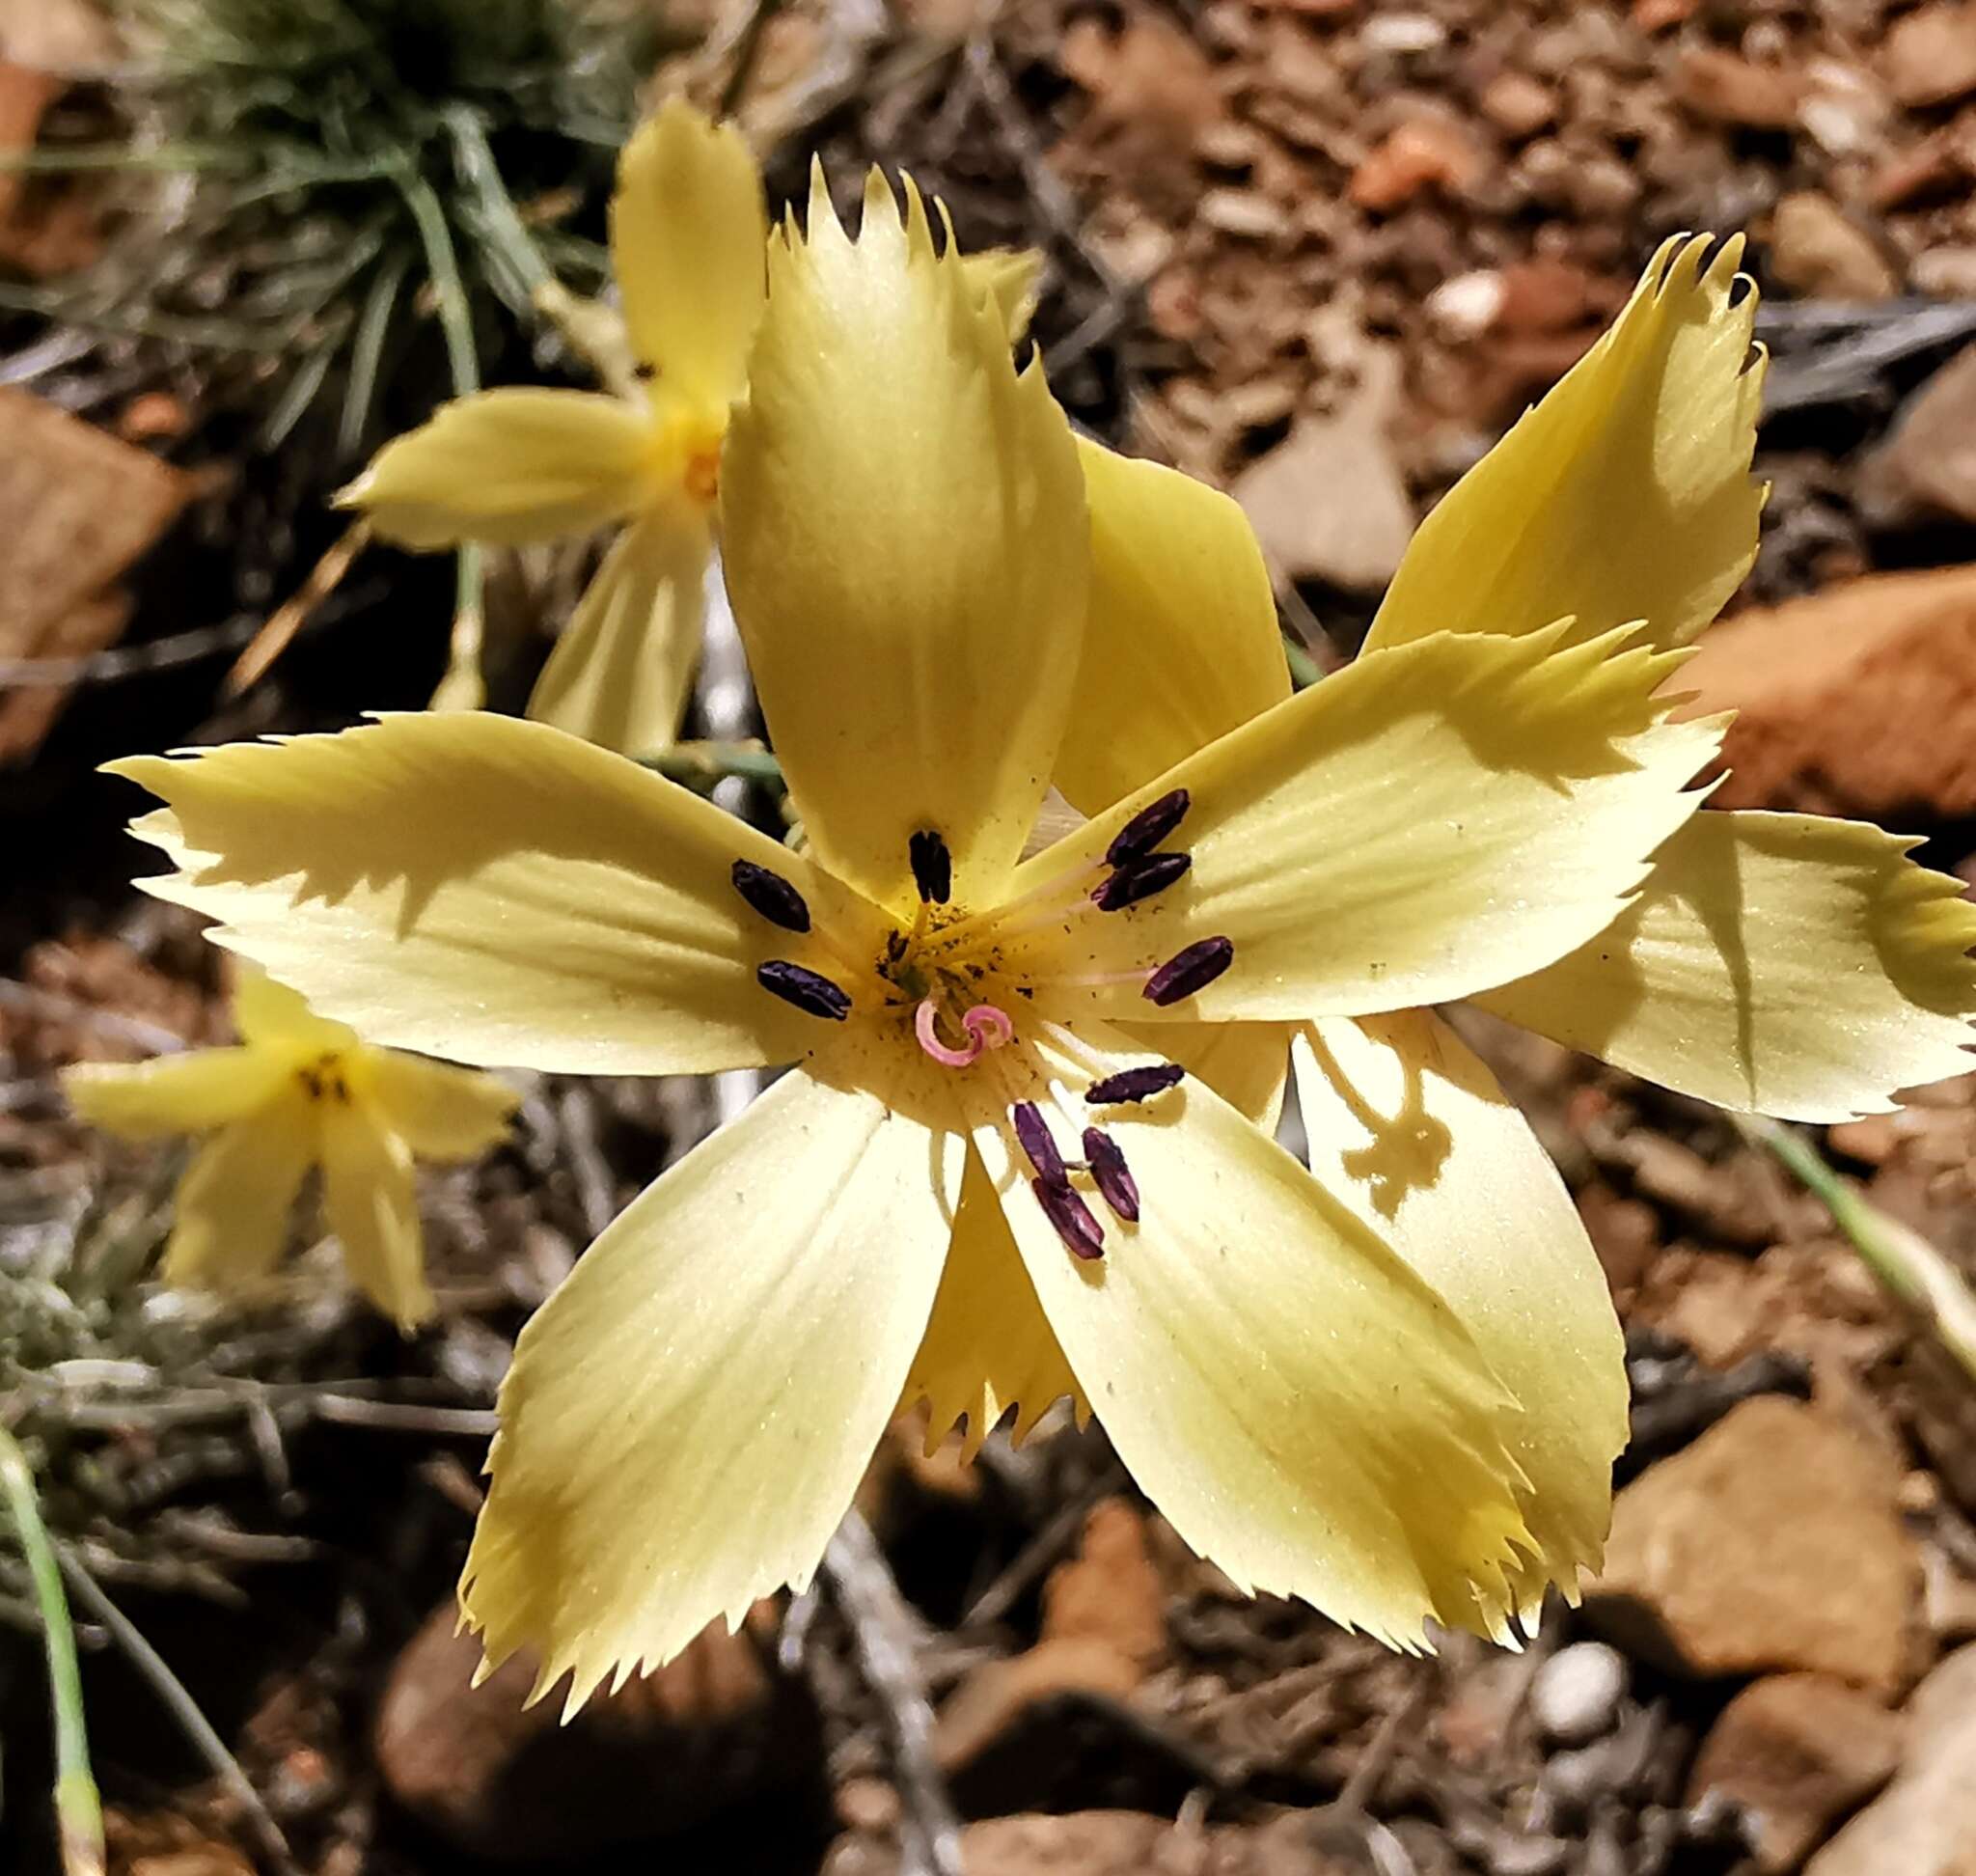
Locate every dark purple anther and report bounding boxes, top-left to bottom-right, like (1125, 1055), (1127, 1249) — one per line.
(1106, 788), (1191, 868)
(1032, 1177), (1105, 1260)
(1082, 1128), (1140, 1222)
(1091, 850), (1191, 912)
(1142, 935), (1235, 1007)
(1012, 1101), (1066, 1183)
(1084, 1062), (1186, 1106)
(731, 859), (810, 933)
(756, 960), (852, 1020)
(909, 829), (951, 905)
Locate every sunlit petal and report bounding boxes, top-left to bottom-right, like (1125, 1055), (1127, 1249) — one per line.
(1295, 1012), (1625, 1630)
(525, 511), (711, 758)
(967, 1021), (1533, 1646)
(162, 1091), (316, 1288)
(320, 1099), (432, 1333)
(1477, 810), (1976, 1121)
(109, 713), (887, 1078)
(960, 245), (1043, 342)
(64, 1048), (289, 1140)
(460, 1062), (965, 1714)
(1366, 235), (1764, 656)
(359, 1050), (518, 1161)
(1054, 439), (1290, 816)
(1116, 1020), (1291, 1132)
(721, 170), (1087, 915)
(612, 98), (767, 409)
(1004, 622), (1720, 1023)
(337, 389), (652, 549)
(904, 1146), (1084, 1460)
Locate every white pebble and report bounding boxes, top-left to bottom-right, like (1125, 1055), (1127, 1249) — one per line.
(1530, 1642), (1628, 1746)
(1425, 270), (1506, 341)
(1361, 12), (1446, 55)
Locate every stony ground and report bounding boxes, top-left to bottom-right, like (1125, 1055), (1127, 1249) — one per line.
(9, 1), (1976, 1872)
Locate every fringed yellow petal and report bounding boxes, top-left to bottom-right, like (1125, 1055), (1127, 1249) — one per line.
(612, 98), (766, 410)
(903, 1146), (1084, 1461)
(319, 1101), (431, 1332)
(959, 245), (1043, 342)
(1477, 810), (1976, 1121)
(107, 713), (885, 1077)
(1009, 622), (1721, 1024)
(459, 1064), (964, 1716)
(1366, 234), (1764, 656)
(1295, 1012), (1625, 1634)
(525, 511), (710, 757)
(1053, 440), (1290, 817)
(720, 169), (1087, 915)
(359, 1051), (517, 1162)
(970, 1021), (1533, 1647)
(64, 1048), (288, 1140)
(161, 1093), (315, 1288)
(338, 389), (652, 550)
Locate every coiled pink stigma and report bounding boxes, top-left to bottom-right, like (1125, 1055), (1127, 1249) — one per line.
(915, 999), (1016, 1067)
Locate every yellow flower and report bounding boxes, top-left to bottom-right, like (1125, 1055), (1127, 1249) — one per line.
(1058, 234), (1976, 1619)
(64, 967), (517, 1331)
(339, 100), (1037, 759)
(110, 177), (1747, 1713)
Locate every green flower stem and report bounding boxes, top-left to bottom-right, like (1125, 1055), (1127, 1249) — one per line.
(642, 742), (787, 789)
(1282, 636), (1325, 690)
(1737, 1114), (1976, 1383)
(0, 1423), (104, 1876)
(394, 163), (487, 708)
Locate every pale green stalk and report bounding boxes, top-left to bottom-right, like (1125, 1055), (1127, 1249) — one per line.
(0, 1424), (104, 1876)
(1737, 1114), (1976, 1383)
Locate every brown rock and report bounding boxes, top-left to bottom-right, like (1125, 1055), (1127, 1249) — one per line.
(1492, 258), (1614, 335)
(1040, 1498), (1167, 1671)
(1348, 116), (1487, 210)
(1585, 1396), (1918, 1694)
(933, 1637), (1143, 1775)
(1808, 1644), (1976, 1876)
(1679, 565), (1976, 818)
(1769, 193), (1899, 300)
(0, 388), (191, 762)
(1633, 0), (1697, 26)
(1884, 3), (1976, 108)
(1678, 48), (1804, 128)
(1059, 17), (1225, 213)
(1867, 345), (1976, 524)
(1477, 70), (1556, 139)
(1688, 1675), (1904, 1871)
(1232, 412), (1413, 590)
(374, 1600), (802, 1859)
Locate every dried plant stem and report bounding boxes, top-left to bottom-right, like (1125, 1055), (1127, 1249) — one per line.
(823, 1511), (962, 1876)
(0, 1424), (104, 1876)
(1737, 1115), (1976, 1383)
(57, 1550), (298, 1874)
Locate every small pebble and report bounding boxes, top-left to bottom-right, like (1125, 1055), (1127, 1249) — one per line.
(1530, 1641), (1628, 1746)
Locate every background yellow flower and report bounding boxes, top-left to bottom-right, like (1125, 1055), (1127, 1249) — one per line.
(64, 967), (517, 1331)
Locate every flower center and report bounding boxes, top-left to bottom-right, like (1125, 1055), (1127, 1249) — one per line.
(641, 390), (727, 513)
(727, 826), (1208, 1262)
(294, 1051), (351, 1104)
(734, 803), (1237, 1041)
